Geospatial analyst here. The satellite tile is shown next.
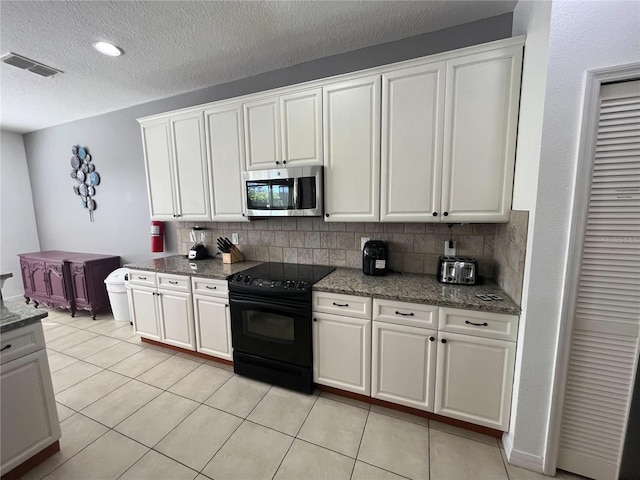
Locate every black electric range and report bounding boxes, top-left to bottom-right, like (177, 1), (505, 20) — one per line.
(228, 262), (334, 393)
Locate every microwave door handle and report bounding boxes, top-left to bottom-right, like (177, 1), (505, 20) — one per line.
(293, 177), (300, 209)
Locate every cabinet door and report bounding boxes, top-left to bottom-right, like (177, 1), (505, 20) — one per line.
(130, 285), (160, 341)
(312, 312), (371, 395)
(372, 322), (437, 411)
(45, 262), (68, 304)
(158, 289), (195, 351)
(441, 46), (522, 223)
(28, 261), (48, 298)
(381, 62), (445, 222)
(1, 349), (60, 475)
(281, 88), (323, 167)
(193, 294), (232, 360)
(170, 111), (211, 221)
(323, 75), (381, 222)
(205, 104), (248, 221)
(69, 263), (88, 306)
(141, 118), (176, 220)
(244, 96), (281, 170)
(434, 332), (516, 430)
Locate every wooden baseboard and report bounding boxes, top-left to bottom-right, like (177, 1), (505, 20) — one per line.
(140, 337), (233, 366)
(137, 338), (501, 439)
(1, 441), (60, 480)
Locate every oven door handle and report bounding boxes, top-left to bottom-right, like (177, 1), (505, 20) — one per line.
(229, 296), (308, 316)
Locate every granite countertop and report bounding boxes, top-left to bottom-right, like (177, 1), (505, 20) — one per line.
(1, 300), (48, 334)
(124, 257), (520, 315)
(125, 255), (262, 280)
(314, 268), (521, 315)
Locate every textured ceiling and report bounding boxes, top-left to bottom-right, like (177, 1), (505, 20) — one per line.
(0, 1), (517, 134)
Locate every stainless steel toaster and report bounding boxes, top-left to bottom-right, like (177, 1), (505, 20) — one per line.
(437, 256), (478, 285)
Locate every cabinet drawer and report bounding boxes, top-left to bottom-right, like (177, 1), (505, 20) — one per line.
(438, 307), (519, 341)
(312, 292), (372, 319)
(373, 298), (438, 328)
(1, 322), (46, 365)
(158, 273), (191, 292)
(192, 277), (228, 298)
(128, 270), (157, 288)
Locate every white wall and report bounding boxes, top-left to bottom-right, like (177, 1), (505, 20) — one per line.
(0, 131), (41, 300)
(506, 0), (640, 472)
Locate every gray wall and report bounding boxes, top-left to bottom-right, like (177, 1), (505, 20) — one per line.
(0, 131), (42, 300)
(22, 14), (512, 266)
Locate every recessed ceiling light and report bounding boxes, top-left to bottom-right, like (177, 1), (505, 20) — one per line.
(92, 41), (123, 57)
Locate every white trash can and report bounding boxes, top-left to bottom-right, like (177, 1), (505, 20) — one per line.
(104, 268), (131, 322)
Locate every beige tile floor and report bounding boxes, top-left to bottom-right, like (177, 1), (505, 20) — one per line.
(15, 305), (588, 480)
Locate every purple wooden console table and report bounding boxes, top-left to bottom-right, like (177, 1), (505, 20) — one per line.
(18, 251), (120, 319)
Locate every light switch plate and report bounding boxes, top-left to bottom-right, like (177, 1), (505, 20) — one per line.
(361, 237), (370, 251)
(231, 233), (239, 245)
(444, 240), (456, 256)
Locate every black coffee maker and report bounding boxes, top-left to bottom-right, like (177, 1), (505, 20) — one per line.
(363, 240), (388, 276)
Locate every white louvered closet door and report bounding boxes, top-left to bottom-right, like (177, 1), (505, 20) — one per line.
(558, 80), (640, 480)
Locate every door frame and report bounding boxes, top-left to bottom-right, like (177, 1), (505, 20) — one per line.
(545, 62), (640, 476)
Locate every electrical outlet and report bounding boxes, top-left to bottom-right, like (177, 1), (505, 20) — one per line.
(444, 240), (457, 256)
(231, 233), (239, 245)
(361, 237), (370, 251)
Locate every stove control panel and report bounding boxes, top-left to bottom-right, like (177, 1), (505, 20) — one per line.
(230, 274), (308, 291)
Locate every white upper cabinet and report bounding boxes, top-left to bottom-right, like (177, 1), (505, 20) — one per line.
(141, 119), (175, 219)
(323, 75), (381, 222)
(244, 88), (323, 170)
(205, 104), (248, 221)
(280, 89), (323, 167)
(440, 45), (523, 222)
(381, 62), (445, 222)
(140, 111), (210, 221)
(244, 96), (281, 170)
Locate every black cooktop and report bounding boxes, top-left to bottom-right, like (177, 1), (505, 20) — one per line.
(228, 262), (334, 293)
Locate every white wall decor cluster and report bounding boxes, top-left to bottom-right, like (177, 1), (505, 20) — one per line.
(69, 145), (100, 222)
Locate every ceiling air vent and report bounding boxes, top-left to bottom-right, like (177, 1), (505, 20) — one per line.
(1, 52), (62, 77)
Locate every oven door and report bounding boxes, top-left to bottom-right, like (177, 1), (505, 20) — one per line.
(229, 291), (312, 367)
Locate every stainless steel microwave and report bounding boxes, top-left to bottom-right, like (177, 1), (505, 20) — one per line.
(243, 166), (323, 217)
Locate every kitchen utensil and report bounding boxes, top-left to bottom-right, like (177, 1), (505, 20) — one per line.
(217, 238), (228, 252)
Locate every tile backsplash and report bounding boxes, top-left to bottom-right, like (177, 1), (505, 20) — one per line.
(494, 210), (529, 305)
(176, 218), (498, 278)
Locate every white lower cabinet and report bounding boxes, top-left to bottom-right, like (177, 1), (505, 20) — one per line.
(434, 331), (516, 431)
(129, 284), (160, 341)
(312, 311), (371, 396)
(158, 289), (195, 351)
(192, 277), (232, 361)
(129, 271), (195, 350)
(314, 294), (518, 432)
(1, 323), (60, 476)
(372, 321), (437, 411)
